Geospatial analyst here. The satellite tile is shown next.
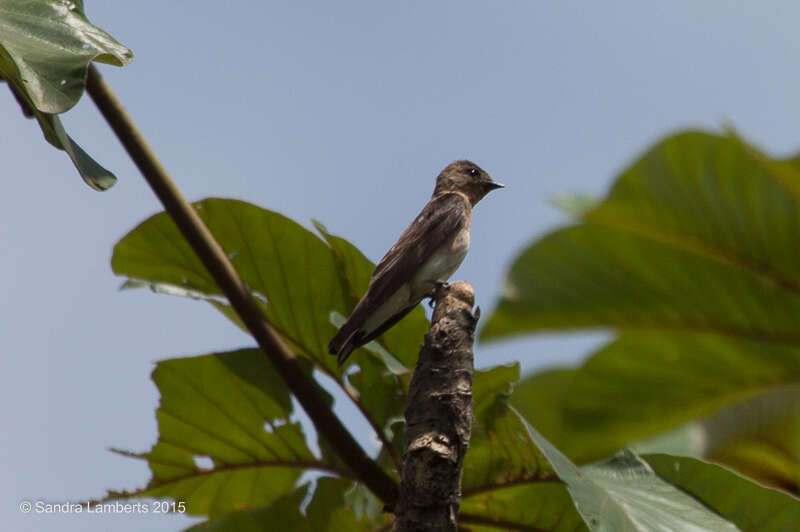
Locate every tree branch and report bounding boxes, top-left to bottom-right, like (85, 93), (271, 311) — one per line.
(85, 65), (398, 507)
(1, 76), (35, 118)
(393, 281), (478, 532)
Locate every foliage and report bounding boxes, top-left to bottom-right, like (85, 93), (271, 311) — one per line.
(108, 189), (800, 530)
(4, 3), (799, 530)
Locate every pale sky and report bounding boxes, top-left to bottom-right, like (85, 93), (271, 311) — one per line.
(5, 2), (800, 531)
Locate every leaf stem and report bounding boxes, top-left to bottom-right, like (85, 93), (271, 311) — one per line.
(85, 64), (397, 507)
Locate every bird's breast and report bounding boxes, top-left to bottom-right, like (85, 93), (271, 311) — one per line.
(411, 226), (470, 300)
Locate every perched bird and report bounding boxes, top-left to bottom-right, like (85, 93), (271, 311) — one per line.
(328, 160), (503, 365)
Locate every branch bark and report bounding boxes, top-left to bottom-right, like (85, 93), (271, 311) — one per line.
(393, 281), (478, 532)
(84, 65), (398, 507)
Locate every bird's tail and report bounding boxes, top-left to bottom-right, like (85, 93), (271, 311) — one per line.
(329, 304), (416, 367)
(328, 326), (361, 366)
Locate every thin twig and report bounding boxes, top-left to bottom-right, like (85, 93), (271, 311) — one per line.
(85, 64), (397, 507)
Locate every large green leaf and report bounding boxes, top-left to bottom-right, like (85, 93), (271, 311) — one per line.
(0, 0), (132, 190)
(484, 130), (800, 483)
(646, 454), (800, 532)
(485, 131), (800, 340)
(638, 383), (800, 490)
(520, 418), (739, 532)
(461, 483), (586, 532)
(109, 349), (346, 518)
(0, 0), (132, 113)
(516, 332), (800, 463)
(114, 199), (350, 371)
(113, 199), (430, 464)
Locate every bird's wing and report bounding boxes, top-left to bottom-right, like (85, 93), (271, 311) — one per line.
(368, 192), (468, 303)
(328, 192), (468, 361)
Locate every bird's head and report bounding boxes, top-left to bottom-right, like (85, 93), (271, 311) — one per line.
(433, 160), (503, 205)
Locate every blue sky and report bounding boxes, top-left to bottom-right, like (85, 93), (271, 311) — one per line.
(4, 2), (800, 531)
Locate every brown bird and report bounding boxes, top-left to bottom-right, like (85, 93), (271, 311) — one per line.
(328, 160), (503, 365)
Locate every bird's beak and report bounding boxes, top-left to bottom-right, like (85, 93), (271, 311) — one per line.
(485, 181), (504, 190)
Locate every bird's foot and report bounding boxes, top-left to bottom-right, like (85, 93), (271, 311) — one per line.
(427, 280), (450, 307)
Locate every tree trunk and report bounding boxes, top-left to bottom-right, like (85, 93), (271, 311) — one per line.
(393, 281), (478, 532)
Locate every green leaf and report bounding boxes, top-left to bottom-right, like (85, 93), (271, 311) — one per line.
(185, 484), (310, 532)
(645, 454), (800, 532)
(461, 483), (587, 532)
(471, 362), (518, 409)
(688, 383), (800, 489)
(631, 384), (800, 492)
(511, 341), (800, 490)
(0, 0), (132, 189)
(37, 110), (117, 190)
(462, 364), (556, 500)
(483, 130), (800, 483)
(508, 367), (576, 446)
(519, 417), (739, 532)
(2, 72), (119, 189)
(484, 131), (800, 340)
(529, 332), (800, 463)
(0, 0), (132, 114)
(113, 199), (351, 371)
(109, 349), (347, 518)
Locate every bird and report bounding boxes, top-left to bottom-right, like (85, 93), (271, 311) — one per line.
(328, 160), (503, 366)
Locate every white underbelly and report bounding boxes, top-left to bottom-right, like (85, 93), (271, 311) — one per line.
(412, 228), (470, 298)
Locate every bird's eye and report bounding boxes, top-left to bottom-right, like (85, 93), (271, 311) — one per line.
(469, 168), (479, 178)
